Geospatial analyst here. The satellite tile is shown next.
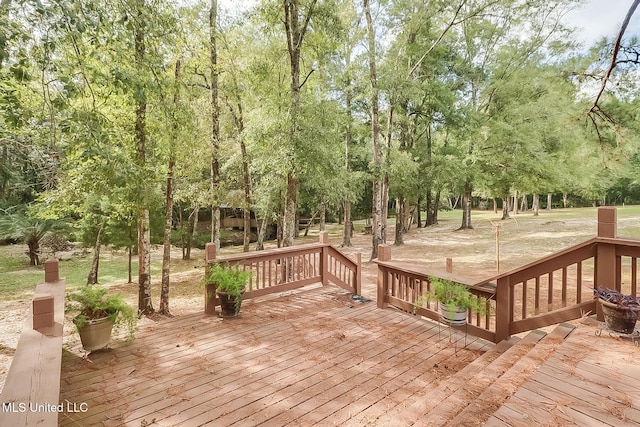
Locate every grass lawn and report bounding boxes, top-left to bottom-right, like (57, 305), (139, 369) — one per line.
(2, 205), (639, 302)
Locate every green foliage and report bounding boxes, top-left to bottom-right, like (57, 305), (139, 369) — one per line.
(204, 262), (252, 314)
(66, 284), (137, 341)
(0, 208), (69, 265)
(416, 277), (487, 318)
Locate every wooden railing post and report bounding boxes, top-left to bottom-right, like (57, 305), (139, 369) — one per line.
(377, 244), (391, 309)
(494, 276), (511, 342)
(597, 206), (617, 239)
(44, 258), (59, 283)
(355, 253), (362, 295)
(596, 206), (618, 321)
(205, 242), (217, 264)
(319, 232), (329, 286)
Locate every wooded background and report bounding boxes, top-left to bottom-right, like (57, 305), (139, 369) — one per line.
(1, 0), (639, 313)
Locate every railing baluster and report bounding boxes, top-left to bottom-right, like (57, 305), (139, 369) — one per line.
(577, 262), (582, 303)
(547, 272), (554, 311)
(632, 257), (637, 297)
(522, 280), (528, 320)
(562, 267), (567, 307)
(535, 276), (540, 315)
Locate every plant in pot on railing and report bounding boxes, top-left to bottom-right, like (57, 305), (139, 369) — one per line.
(594, 287), (640, 334)
(66, 285), (137, 352)
(204, 262), (252, 318)
(417, 277), (487, 326)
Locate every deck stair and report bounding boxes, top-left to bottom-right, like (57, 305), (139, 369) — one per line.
(383, 323), (576, 426)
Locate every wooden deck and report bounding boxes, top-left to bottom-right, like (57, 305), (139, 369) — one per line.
(58, 285), (491, 426)
(58, 285), (640, 426)
(487, 318), (640, 427)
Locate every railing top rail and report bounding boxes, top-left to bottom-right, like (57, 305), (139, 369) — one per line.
(212, 241), (328, 264)
(327, 245), (358, 269)
(480, 237), (598, 285)
(595, 236), (640, 246)
(375, 260), (480, 287)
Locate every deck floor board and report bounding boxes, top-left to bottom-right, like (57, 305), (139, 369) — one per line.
(59, 287), (639, 426)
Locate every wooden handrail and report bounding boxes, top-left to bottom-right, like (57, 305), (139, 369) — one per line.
(203, 232), (363, 309)
(375, 208), (640, 343)
(0, 260), (66, 427)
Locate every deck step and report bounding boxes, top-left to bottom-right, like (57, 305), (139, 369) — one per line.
(414, 328), (550, 426)
(447, 323), (576, 426)
(383, 335), (523, 425)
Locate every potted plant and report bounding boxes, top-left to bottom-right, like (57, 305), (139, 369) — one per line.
(418, 277), (487, 325)
(66, 285), (137, 351)
(594, 287), (640, 334)
(204, 262), (252, 318)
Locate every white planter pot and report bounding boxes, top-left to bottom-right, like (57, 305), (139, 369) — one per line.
(439, 305), (467, 326)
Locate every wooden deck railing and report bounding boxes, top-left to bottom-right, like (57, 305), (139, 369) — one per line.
(0, 260), (66, 427)
(376, 207), (640, 343)
(375, 251), (498, 342)
(205, 231), (362, 307)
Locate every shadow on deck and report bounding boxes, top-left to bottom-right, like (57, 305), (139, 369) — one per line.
(59, 284), (640, 426)
(58, 285), (492, 426)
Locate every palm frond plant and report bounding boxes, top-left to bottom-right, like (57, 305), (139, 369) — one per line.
(0, 208), (69, 265)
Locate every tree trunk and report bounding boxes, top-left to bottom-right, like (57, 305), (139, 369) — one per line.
(210, 0), (221, 251)
(159, 157), (174, 315)
(547, 193), (552, 211)
(426, 189), (434, 226)
(533, 193), (539, 216)
(381, 105), (393, 244)
(562, 192), (568, 208)
(416, 196), (422, 228)
(283, 174), (297, 247)
(364, 0), (382, 259)
(87, 221), (106, 284)
(501, 198), (510, 220)
(513, 190), (519, 214)
(0, 145), (7, 201)
(493, 198), (498, 214)
(426, 190), (440, 226)
(282, 0), (316, 247)
(128, 245), (133, 284)
(395, 197), (404, 245)
(256, 214), (268, 251)
(342, 200), (352, 247)
(303, 210), (317, 237)
(432, 191), (440, 225)
(138, 209), (153, 315)
(184, 203), (198, 261)
(276, 214), (283, 248)
(402, 198), (411, 232)
(342, 56), (353, 247)
(159, 58), (181, 316)
(459, 179), (473, 229)
(521, 193), (527, 211)
(319, 202), (326, 231)
(134, 0), (153, 315)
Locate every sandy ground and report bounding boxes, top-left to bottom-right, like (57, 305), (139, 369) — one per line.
(1, 208), (637, 394)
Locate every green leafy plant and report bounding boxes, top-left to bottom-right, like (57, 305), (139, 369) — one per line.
(66, 285), (137, 340)
(204, 262), (252, 314)
(416, 277), (487, 318)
